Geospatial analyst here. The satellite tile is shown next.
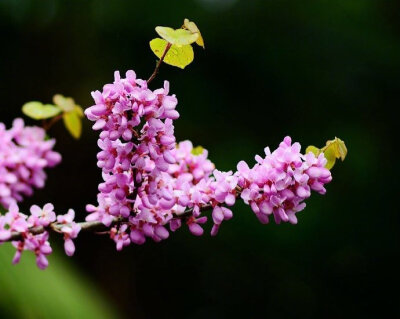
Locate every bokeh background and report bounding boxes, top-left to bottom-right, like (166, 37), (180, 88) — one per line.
(0, 0), (398, 318)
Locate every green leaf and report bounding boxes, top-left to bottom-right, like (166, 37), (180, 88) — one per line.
(53, 94), (76, 112)
(191, 146), (204, 155)
(334, 137), (347, 161)
(321, 137), (348, 169)
(323, 138), (346, 160)
(323, 145), (337, 170)
(150, 38), (194, 69)
(22, 102), (61, 120)
(63, 111), (81, 139)
(184, 18), (205, 48)
(155, 26), (198, 46)
(305, 145), (321, 157)
(306, 137), (347, 170)
(74, 105), (84, 117)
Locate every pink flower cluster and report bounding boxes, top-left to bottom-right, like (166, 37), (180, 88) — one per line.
(84, 70), (332, 251)
(0, 119), (61, 208)
(0, 69), (337, 270)
(0, 202), (80, 269)
(237, 136), (332, 225)
(85, 71), (240, 250)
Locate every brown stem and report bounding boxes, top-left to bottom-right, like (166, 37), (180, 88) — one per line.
(7, 220), (119, 242)
(147, 42), (172, 84)
(43, 113), (63, 131)
(6, 204), (215, 242)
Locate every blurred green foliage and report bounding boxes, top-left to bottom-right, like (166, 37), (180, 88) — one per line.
(0, 243), (118, 318)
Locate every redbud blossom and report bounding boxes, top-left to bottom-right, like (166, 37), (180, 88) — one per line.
(84, 70), (333, 249)
(0, 119), (61, 208)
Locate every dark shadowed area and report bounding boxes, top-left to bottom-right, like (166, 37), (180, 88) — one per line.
(0, 0), (398, 318)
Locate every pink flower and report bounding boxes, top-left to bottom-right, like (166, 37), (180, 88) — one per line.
(0, 218), (11, 241)
(4, 202), (29, 233)
(57, 209), (81, 257)
(186, 216), (207, 236)
(0, 119), (61, 208)
(110, 224), (131, 251)
(20, 232), (53, 270)
(83, 70), (334, 250)
(33, 232), (52, 270)
(237, 136), (332, 225)
(28, 203), (56, 227)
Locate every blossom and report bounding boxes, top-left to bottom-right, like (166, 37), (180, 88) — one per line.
(110, 224), (131, 251)
(0, 218), (11, 241)
(237, 136), (332, 225)
(24, 232), (53, 270)
(0, 203), (79, 268)
(0, 68), (337, 269)
(0, 202), (51, 269)
(28, 203), (56, 227)
(84, 70), (333, 250)
(57, 209), (81, 257)
(0, 119), (61, 208)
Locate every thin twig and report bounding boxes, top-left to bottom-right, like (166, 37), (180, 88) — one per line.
(6, 204), (214, 242)
(43, 113), (63, 131)
(147, 42), (172, 84)
(8, 219), (119, 242)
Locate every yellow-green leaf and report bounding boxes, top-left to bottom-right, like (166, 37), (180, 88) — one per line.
(323, 145), (337, 170)
(334, 137), (347, 161)
(322, 137), (347, 164)
(63, 111), (81, 139)
(191, 146), (204, 156)
(307, 137), (347, 170)
(305, 145), (321, 157)
(74, 105), (84, 117)
(155, 26), (198, 46)
(22, 102), (61, 120)
(184, 18), (205, 48)
(150, 38), (194, 69)
(53, 94), (76, 112)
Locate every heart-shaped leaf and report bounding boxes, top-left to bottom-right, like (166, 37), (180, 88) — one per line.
(323, 146), (337, 170)
(333, 137), (347, 161)
(305, 145), (321, 157)
(53, 94), (76, 112)
(306, 137), (347, 170)
(307, 137), (347, 170)
(184, 18), (205, 48)
(22, 102), (61, 120)
(150, 38), (194, 69)
(63, 110), (82, 139)
(155, 27), (198, 46)
(74, 105), (84, 117)
(323, 137), (347, 164)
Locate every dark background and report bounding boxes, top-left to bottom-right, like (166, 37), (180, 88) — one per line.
(0, 0), (398, 318)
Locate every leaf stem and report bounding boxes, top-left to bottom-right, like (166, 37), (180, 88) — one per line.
(43, 113), (63, 131)
(147, 42), (172, 84)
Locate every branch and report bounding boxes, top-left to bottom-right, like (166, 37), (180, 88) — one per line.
(43, 113), (63, 131)
(7, 204), (213, 242)
(147, 42), (172, 84)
